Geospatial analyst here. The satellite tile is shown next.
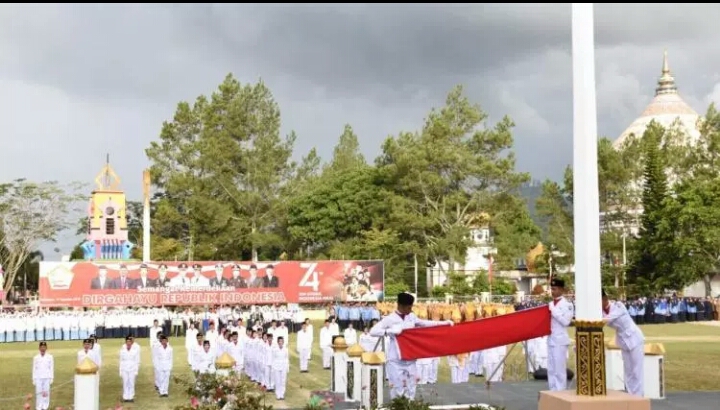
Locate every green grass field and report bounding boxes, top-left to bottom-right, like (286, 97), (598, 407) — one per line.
(1, 322), (719, 410)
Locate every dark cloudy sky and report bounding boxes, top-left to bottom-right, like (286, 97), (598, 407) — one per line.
(2, 4), (719, 255)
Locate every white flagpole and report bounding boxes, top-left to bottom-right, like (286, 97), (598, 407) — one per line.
(571, 3), (602, 321)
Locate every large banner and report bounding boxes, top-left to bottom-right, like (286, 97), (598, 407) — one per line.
(39, 260), (384, 307)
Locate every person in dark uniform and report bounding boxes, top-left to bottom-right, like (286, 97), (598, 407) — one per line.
(696, 299), (706, 321)
(678, 298), (687, 322)
(154, 264), (171, 287)
(262, 264), (280, 288)
(209, 264), (229, 287)
(228, 265), (247, 288)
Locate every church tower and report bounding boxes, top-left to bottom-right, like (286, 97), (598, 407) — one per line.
(79, 155), (135, 260)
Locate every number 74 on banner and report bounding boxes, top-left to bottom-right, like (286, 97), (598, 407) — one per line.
(299, 263), (321, 292)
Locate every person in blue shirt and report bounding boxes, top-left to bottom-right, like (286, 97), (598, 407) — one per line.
(628, 303), (637, 323)
(337, 304), (350, 330)
(677, 298), (687, 322)
(669, 299), (679, 323)
(349, 304), (361, 330)
(687, 299), (697, 321)
(360, 305), (373, 329)
(636, 302), (645, 325)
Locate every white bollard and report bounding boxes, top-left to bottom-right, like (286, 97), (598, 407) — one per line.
(604, 345), (625, 391)
(643, 344), (665, 400)
(331, 336), (348, 394)
(216, 352), (236, 377)
(345, 344), (364, 402)
(75, 358), (99, 410)
(361, 352), (385, 410)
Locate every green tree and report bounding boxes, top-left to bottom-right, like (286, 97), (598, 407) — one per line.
(376, 85), (527, 280)
(657, 105), (720, 296)
(535, 169), (574, 267)
(146, 74), (296, 261)
(0, 180), (84, 292)
(324, 124), (366, 174)
(628, 121), (671, 292)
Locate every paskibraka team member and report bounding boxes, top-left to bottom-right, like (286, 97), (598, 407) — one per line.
(32, 341), (54, 410)
(369, 292), (452, 400)
(547, 278), (574, 391)
(602, 289), (645, 396)
(154, 334), (173, 397)
(119, 335), (140, 403)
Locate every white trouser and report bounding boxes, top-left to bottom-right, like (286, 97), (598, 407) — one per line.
(322, 347), (333, 368)
(548, 344), (568, 391)
(450, 366), (461, 383)
(299, 348), (311, 371)
(272, 369), (287, 399)
(386, 360), (417, 400)
(462, 364), (469, 382)
(429, 358), (439, 383)
(121, 371), (136, 400)
(417, 363), (430, 384)
(484, 362), (503, 382)
(34, 378), (51, 410)
(157, 369), (171, 395)
(623, 344), (645, 397)
(264, 365), (273, 388)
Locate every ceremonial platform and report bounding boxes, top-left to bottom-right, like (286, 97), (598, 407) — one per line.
(320, 381), (720, 410)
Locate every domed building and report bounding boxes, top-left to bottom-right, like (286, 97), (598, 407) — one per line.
(613, 51), (701, 150)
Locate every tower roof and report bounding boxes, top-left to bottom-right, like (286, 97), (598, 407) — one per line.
(93, 154), (122, 192)
(613, 51), (700, 150)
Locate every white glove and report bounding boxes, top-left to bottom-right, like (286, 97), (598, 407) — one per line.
(387, 326), (403, 335)
(443, 320), (454, 326)
(548, 302), (555, 312)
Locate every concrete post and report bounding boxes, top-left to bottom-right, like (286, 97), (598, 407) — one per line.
(74, 357), (99, 410)
(361, 352), (386, 410)
(331, 336), (348, 394)
(345, 344), (364, 402)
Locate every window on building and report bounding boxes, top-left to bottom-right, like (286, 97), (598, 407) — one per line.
(106, 218), (115, 235)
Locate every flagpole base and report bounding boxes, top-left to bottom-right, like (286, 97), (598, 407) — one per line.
(538, 390), (650, 410)
(574, 320), (606, 396)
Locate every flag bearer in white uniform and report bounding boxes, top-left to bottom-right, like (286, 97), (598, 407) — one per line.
(77, 339), (101, 365)
(154, 334), (173, 397)
(271, 336), (289, 400)
(296, 323), (313, 372)
(369, 292), (453, 400)
(602, 289), (645, 397)
(547, 278), (574, 391)
(32, 341), (53, 410)
(119, 336), (140, 403)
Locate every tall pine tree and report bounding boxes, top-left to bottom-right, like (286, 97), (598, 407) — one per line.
(629, 121), (670, 293)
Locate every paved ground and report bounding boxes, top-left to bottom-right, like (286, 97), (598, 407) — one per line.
(321, 381), (720, 410)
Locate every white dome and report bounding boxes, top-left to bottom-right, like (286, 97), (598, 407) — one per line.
(613, 52), (700, 150)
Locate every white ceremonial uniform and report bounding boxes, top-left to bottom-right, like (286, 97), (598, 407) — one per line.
(193, 349), (216, 374)
(359, 331), (377, 353)
(185, 327), (198, 364)
(32, 353), (54, 410)
(319, 326), (334, 368)
(226, 340), (244, 373)
(271, 345), (290, 400)
(369, 312), (450, 400)
(154, 344), (174, 395)
(547, 297), (574, 391)
(604, 301), (645, 397)
(447, 355), (461, 383)
(77, 349), (101, 366)
(296, 329), (313, 372)
(416, 357), (432, 384)
(483, 346), (506, 382)
(343, 327), (357, 345)
(119, 345), (141, 401)
(263, 342), (274, 389)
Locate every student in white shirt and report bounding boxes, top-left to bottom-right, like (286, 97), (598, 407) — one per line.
(205, 322), (219, 349)
(185, 322), (199, 365)
(271, 336), (290, 400)
(319, 320), (334, 369)
(32, 342), (54, 410)
(192, 340), (216, 374)
(119, 336), (141, 403)
(154, 334), (174, 397)
(296, 323), (313, 372)
(225, 332), (244, 373)
(343, 323), (358, 345)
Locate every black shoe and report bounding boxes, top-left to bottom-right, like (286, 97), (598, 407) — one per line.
(160, 394), (169, 397)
